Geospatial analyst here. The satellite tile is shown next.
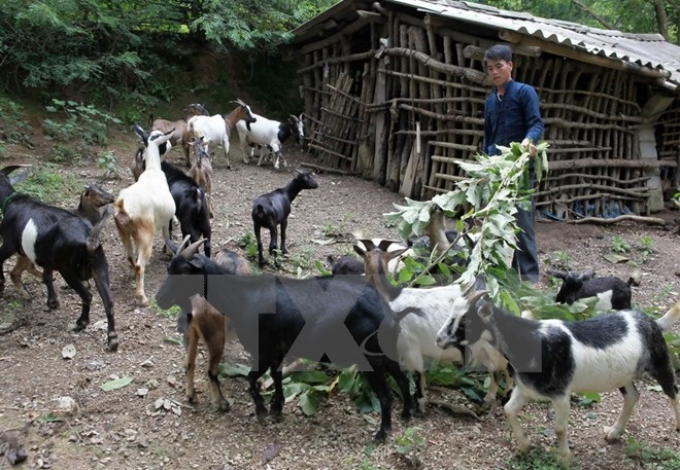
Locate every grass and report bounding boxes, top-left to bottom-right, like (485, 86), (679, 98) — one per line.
(13, 163), (80, 205)
(505, 448), (581, 470)
(625, 439), (680, 469)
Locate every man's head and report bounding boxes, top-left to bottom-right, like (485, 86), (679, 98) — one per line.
(484, 44), (513, 88)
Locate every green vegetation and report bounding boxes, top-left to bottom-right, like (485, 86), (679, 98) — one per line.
(625, 439), (680, 469)
(14, 164), (80, 205)
(505, 448), (582, 470)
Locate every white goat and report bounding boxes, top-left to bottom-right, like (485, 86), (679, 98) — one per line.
(114, 124), (176, 306)
(437, 290), (680, 462)
(354, 239), (512, 415)
(186, 99), (256, 169)
(236, 113), (304, 170)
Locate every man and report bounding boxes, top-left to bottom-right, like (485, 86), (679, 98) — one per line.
(483, 44), (544, 284)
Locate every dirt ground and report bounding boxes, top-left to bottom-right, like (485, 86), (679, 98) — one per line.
(1, 133), (680, 470)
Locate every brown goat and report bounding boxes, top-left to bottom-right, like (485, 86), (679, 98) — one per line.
(179, 294), (239, 411)
(188, 137), (214, 218)
(150, 103), (209, 167)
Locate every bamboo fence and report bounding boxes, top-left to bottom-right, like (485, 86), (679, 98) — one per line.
(297, 4), (677, 217)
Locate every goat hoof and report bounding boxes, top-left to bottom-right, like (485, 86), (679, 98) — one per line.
(604, 426), (622, 442)
(400, 410), (412, 422)
(47, 299), (59, 310)
(137, 295), (149, 307)
(373, 429), (388, 443)
(270, 409), (282, 422)
(107, 337), (119, 353)
(73, 323), (88, 332)
(256, 410), (268, 424)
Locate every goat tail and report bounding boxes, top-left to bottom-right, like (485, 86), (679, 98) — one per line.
(87, 206), (113, 254)
(656, 300), (680, 331)
(627, 268), (642, 287)
(113, 200), (131, 227)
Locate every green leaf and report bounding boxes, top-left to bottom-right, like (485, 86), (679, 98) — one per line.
(289, 370), (330, 384)
(298, 391), (318, 415)
(219, 363), (250, 377)
(101, 376), (133, 392)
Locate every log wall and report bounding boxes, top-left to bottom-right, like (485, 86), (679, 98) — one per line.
(297, 5), (675, 217)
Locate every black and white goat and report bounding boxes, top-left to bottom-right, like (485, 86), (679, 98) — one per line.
(252, 170), (318, 267)
(0, 166), (117, 350)
(236, 113), (304, 170)
(155, 265), (414, 442)
(355, 240), (511, 414)
(436, 289), (680, 461)
(10, 183), (114, 289)
(547, 269), (640, 311)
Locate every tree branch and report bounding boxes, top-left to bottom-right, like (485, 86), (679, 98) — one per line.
(570, 0), (616, 30)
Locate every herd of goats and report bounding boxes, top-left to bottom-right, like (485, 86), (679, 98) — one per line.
(0, 99), (679, 462)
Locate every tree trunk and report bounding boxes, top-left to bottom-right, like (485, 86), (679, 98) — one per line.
(654, 0), (669, 39)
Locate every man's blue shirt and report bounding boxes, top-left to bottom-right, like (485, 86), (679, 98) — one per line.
(483, 79), (544, 156)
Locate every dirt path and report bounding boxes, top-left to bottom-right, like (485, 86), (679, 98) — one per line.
(1, 138), (679, 470)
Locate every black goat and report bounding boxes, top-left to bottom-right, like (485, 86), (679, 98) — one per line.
(327, 254), (365, 275)
(546, 269), (640, 310)
(133, 148), (212, 257)
(0, 165), (117, 351)
(166, 236), (250, 276)
(252, 169), (318, 267)
(155, 265), (414, 442)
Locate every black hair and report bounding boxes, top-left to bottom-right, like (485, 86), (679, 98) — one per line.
(483, 44), (513, 63)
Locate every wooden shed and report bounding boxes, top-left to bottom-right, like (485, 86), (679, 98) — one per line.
(288, 0), (680, 218)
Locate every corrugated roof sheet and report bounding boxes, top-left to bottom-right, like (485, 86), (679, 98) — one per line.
(291, 0), (680, 88)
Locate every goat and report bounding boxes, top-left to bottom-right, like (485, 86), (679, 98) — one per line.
(236, 113), (304, 170)
(150, 103), (209, 167)
(10, 183), (114, 290)
(188, 137), (215, 219)
(546, 269), (640, 310)
(252, 169), (318, 267)
(114, 124), (176, 306)
(131, 147), (212, 257)
(0, 166), (117, 350)
(155, 267), (415, 442)
(436, 288), (680, 462)
(165, 236), (251, 277)
(354, 239), (511, 414)
(186, 99), (256, 169)
(326, 240), (413, 276)
(166, 237), (250, 411)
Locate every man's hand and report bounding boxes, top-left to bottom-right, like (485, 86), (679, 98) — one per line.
(521, 138), (537, 156)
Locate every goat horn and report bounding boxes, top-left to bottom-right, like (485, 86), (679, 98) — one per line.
(0, 164), (32, 176)
(181, 239), (204, 259)
(175, 235), (192, 258)
(545, 269), (566, 279)
(289, 114), (299, 121)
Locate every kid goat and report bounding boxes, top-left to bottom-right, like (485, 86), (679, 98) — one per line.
(436, 288), (680, 461)
(355, 239), (511, 414)
(546, 269), (640, 310)
(115, 125), (176, 306)
(252, 169), (318, 267)
(236, 113), (304, 170)
(155, 259), (415, 442)
(0, 166), (117, 350)
(186, 100), (256, 169)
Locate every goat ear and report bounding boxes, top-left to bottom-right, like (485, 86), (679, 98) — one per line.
(356, 239), (376, 252)
(162, 128), (175, 138)
(385, 247), (408, 263)
(133, 124), (148, 142)
(166, 238), (179, 255)
(545, 269), (566, 280)
(580, 270), (596, 281)
(477, 300), (494, 323)
(354, 244), (367, 259)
